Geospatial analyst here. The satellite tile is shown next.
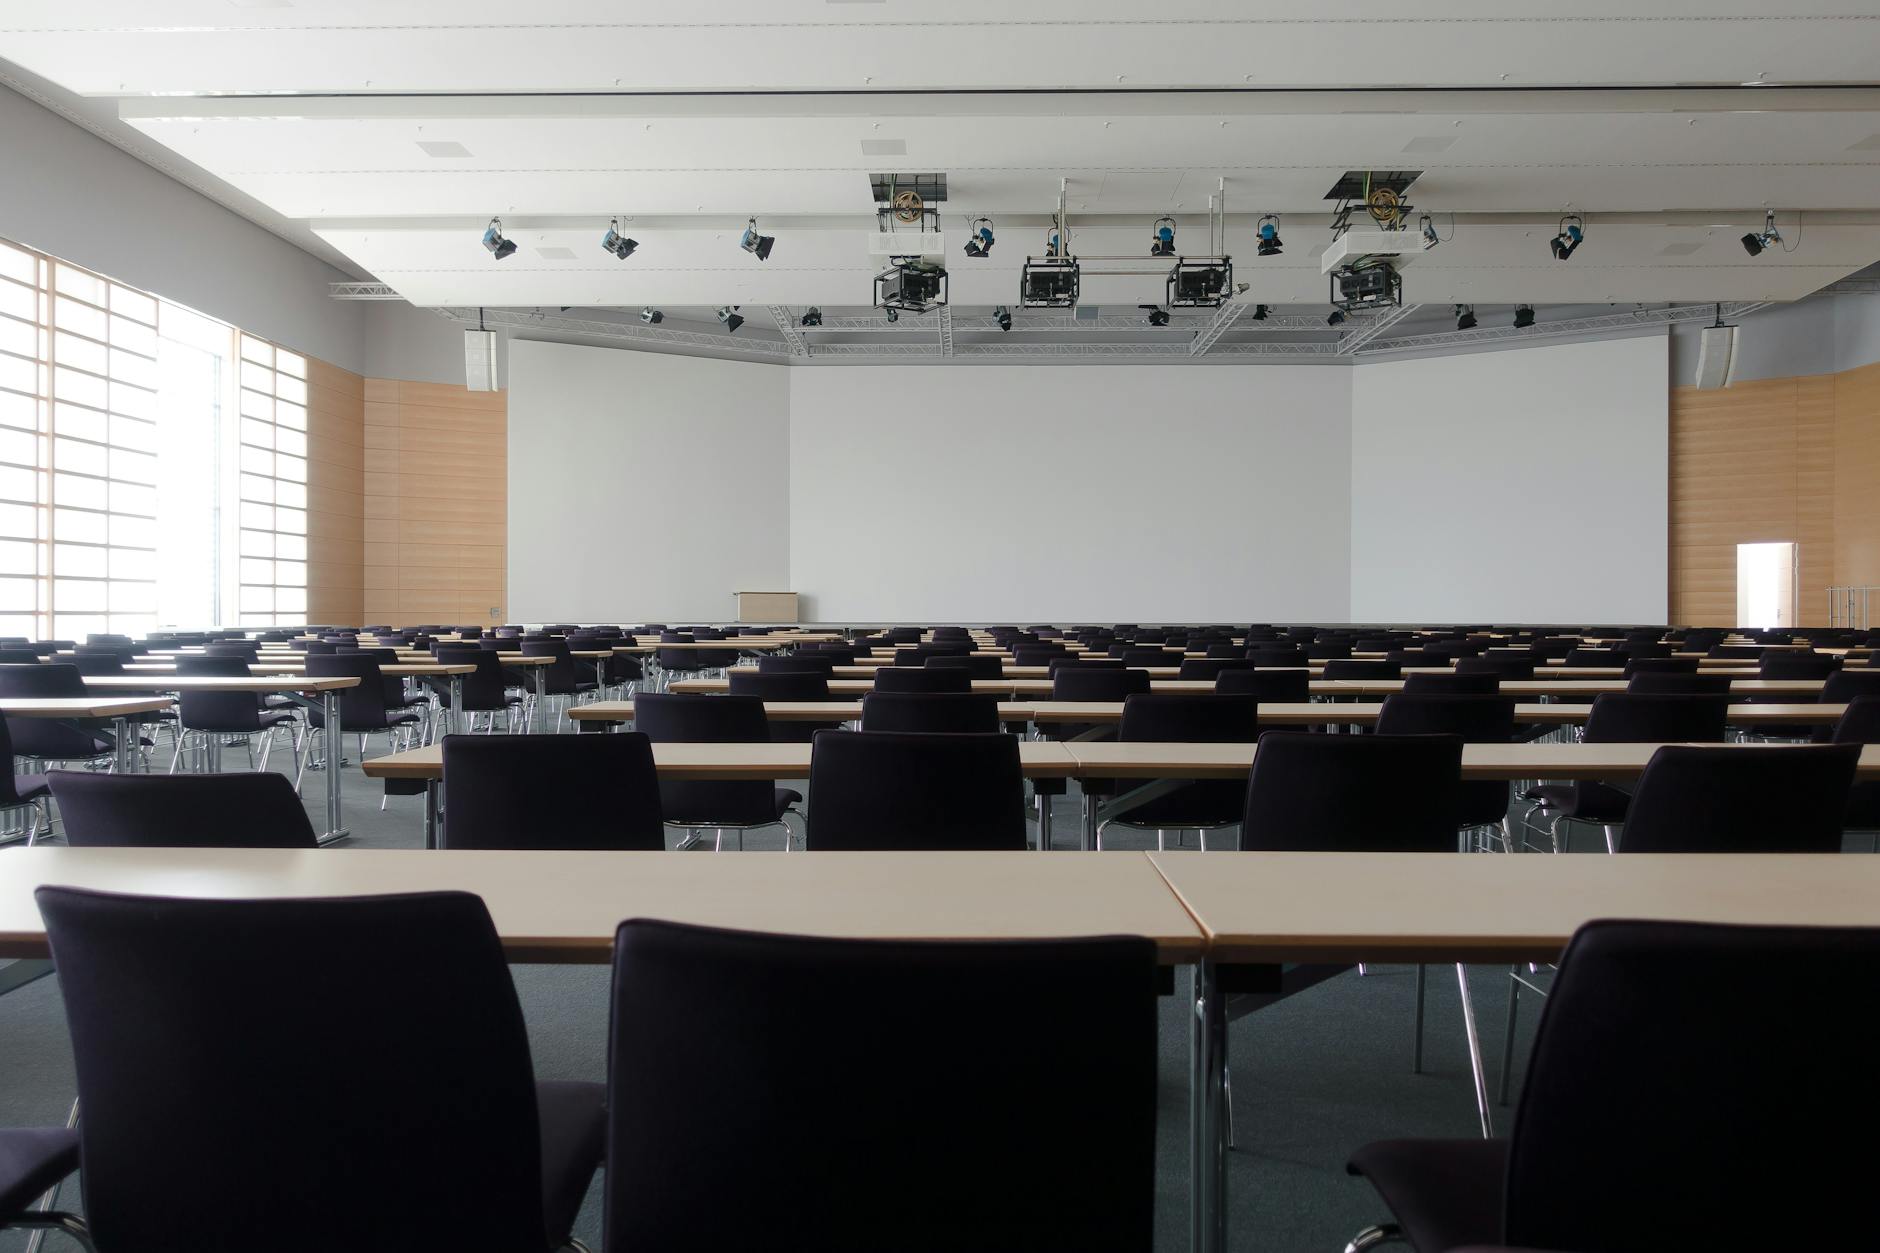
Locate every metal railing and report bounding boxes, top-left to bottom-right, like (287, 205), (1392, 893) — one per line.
(1827, 586), (1880, 629)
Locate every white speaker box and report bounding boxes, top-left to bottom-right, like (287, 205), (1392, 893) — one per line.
(1693, 323), (1737, 390)
(464, 329), (499, 392)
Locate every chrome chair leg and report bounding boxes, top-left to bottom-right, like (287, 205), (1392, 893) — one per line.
(1344, 1223), (1405, 1252)
(1602, 823), (1618, 853)
(1456, 964), (1494, 1137)
(1498, 966), (1522, 1106)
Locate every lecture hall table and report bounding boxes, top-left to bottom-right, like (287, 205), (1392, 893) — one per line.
(1149, 849), (1880, 1253)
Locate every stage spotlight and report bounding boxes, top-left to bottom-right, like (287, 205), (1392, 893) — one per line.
(799, 307), (823, 327)
(639, 307), (664, 325)
(885, 307), (899, 324)
(1150, 217), (1177, 257)
(739, 217), (774, 261)
(601, 218), (638, 260)
(1327, 308), (1347, 326)
(1420, 214), (1441, 250)
(993, 305), (1012, 332)
(1550, 215), (1584, 261)
(962, 217), (995, 258)
(1250, 304), (1269, 321)
(1455, 304), (1477, 331)
(481, 217), (517, 260)
(1742, 209), (1782, 257)
(1513, 304), (1536, 329)
(1143, 305), (1171, 327)
(1256, 214), (1283, 257)
(717, 305), (744, 333)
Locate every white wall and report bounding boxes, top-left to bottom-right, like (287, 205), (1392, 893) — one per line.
(1349, 335), (1670, 623)
(506, 339), (790, 622)
(789, 366), (1352, 622)
(0, 84), (365, 372)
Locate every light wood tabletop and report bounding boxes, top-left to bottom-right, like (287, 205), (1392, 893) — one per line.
(1149, 851), (1880, 964)
(1021, 700), (1846, 727)
(360, 739), (1082, 781)
(79, 675), (362, 693)
(0, 846), (1206, 964)
(0, 696), (173, 719)
(1064, 740), (1880, 781)
(566, 700), (1038, 723)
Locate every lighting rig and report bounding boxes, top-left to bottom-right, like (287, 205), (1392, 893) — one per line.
(869, 172), (949, 315)
(1321, 170), (1423, 315)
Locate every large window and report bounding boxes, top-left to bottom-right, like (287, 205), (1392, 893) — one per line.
(0, 235), (308, 637)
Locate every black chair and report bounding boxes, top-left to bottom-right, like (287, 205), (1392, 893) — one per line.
(1625, 670), (1733, 695)
(872, 666), (971, 694)
(1561, 648), (1621, 668)
(1177, 658), (1257, 681)
(1100, 694), (1259, 850)
(1760, 652), (1842, 680)
(926, 654), (1003, 679)
(518, 639), (597, 729)
(0, 1127), (82, 1247)
(36, 887), (604, 1253)
(1621, 656), (1699, 677)
(726, 670), (841, 743)
(441, 733), (665, 850)
(755, 654), (836, 675)
(1375, 694), (1518, 845)
(804, 730), (1024, 850)
(1351, 919), (1880, 1253)
(1319, 659), (1401, 683)
(859, 692), (1002, 734)
(1214, 667), (1311, 701)
(47, 771), (317, 848)
(0, 710), (52, 845)
(633, 693), (799, 850)
(1832, 696), (1880, 834)
(605, 919), (1155, 1251)
(1618, 743), (1858, 853)
(1238, 732), (1491, 1134)
(1520, 692), (1728, 853)
(1454, 657), (1535, 681)
(431, 647), (526, 732)
(170, 654), (298, 773)
(0, 664), (115, 767)
(299, 653), (422, 788)
(1403, 671), (1501, 694)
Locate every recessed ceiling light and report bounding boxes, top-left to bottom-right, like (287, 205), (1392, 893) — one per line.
(416, 140), (472, 158)
(859, 139), (907, 156)
(535, 246), (577, 260)
(1657, 241), (1704, 257)
(1847, 133), (1880, 151)
(1401, 136), (1457, 154)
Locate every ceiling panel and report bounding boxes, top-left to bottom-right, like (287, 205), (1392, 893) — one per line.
(4, 3), (1877, 94)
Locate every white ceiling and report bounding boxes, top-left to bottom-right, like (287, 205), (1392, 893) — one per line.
(3, 2), (1878, 319)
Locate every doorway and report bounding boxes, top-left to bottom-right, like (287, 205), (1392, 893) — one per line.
(1736, 542), (1797, 630)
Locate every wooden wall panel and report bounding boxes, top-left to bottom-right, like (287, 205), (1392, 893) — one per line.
(1670, 365), (1876, 628)
(303, 359), (365, 625)
(361, 380), (507, 628)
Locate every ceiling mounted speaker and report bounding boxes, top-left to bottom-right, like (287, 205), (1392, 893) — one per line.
(1694, 324), (1737, 391)
(464, 329), (499, 392)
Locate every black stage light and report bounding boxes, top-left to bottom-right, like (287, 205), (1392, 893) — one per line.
(639, 307), (663, 325)
(601, 219), (638, 260)
(963, 217), (995, 258)
(717, 305), (744, 333)
(993, 305), (1012, 331)
(481, 217), (516, 260)
(1550, 215), (1584, 261)
(1150, 217), (1176, 258)
(1513, 304), (1536, 329)
(739, 217), (774, 261)
(799, 307), (823, 327)
(1256, 214), (1283, 257)
(1455, 304), (1477, 331)
(1327, 308), (1347, 326)
(1144, 305), (1171, 327)
(1250, 304), (1269, 321)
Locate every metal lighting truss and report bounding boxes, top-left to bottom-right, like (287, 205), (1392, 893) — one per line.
(1355, 302), (1770, 355)
(766, 306), (810, 358)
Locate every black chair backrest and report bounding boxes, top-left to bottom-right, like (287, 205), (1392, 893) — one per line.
(304, 653), (393, 728)
(1617, 744), (1858, 853)
(1563, 648), (1622, 667)
(1320, 659), (1401, 682)
(433, 647), (513, 711)
(605, 918), (1156, 1251)
(1375, 693), (1516, 742)
(727, 671), (833, 702)
(1760, 652), (1842, 679)
(67, 652), (125, 675)
(440, 733), (664, 850)
(1454, 656), (1535, 680)
(1831, 695), (1880, 744)
(926, 654), (1003, 678)
(1118, 693), (1258, 743)
(1403, 671), (1500, 694)
(0, 662), (109, 759)
(37, 887), (553, 1253)
(1242, 732), (1465, 849)
(1583, 692), (1729, 742)
(1177, 658), (1256, 681)
(755, 654), (836, 675)
(1622, 656), (1700, 677)
(0, 648), (45, 665)
(46, 771), (317, 848)
(1504, 919), (1880, 1251)
(859, 692), (1002, 734)
(1821, 670), (1880, 704)
(872, 666), (972, 694)
(1051, 667), (1153, 702)
(1213, 667), (1311, 701)
(1624, 671), (1734, 695)
(804, 730), (1024, 850)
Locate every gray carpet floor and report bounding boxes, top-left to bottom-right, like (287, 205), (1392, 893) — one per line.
(0, 738), (1539, 1253)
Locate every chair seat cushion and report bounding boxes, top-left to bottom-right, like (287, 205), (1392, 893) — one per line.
(534, 1079), (604, 1247)
(5, 772), (49, 804)
(261, 711), (299, 728)
(387, 710), (424, 727)
(1521, 781), (1631, 822)
(0, 1126), (80, 1216)
(1345, 1136), (1507, 1253)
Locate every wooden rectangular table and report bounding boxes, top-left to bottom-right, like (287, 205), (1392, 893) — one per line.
(1150, 850), (1880, 1253)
